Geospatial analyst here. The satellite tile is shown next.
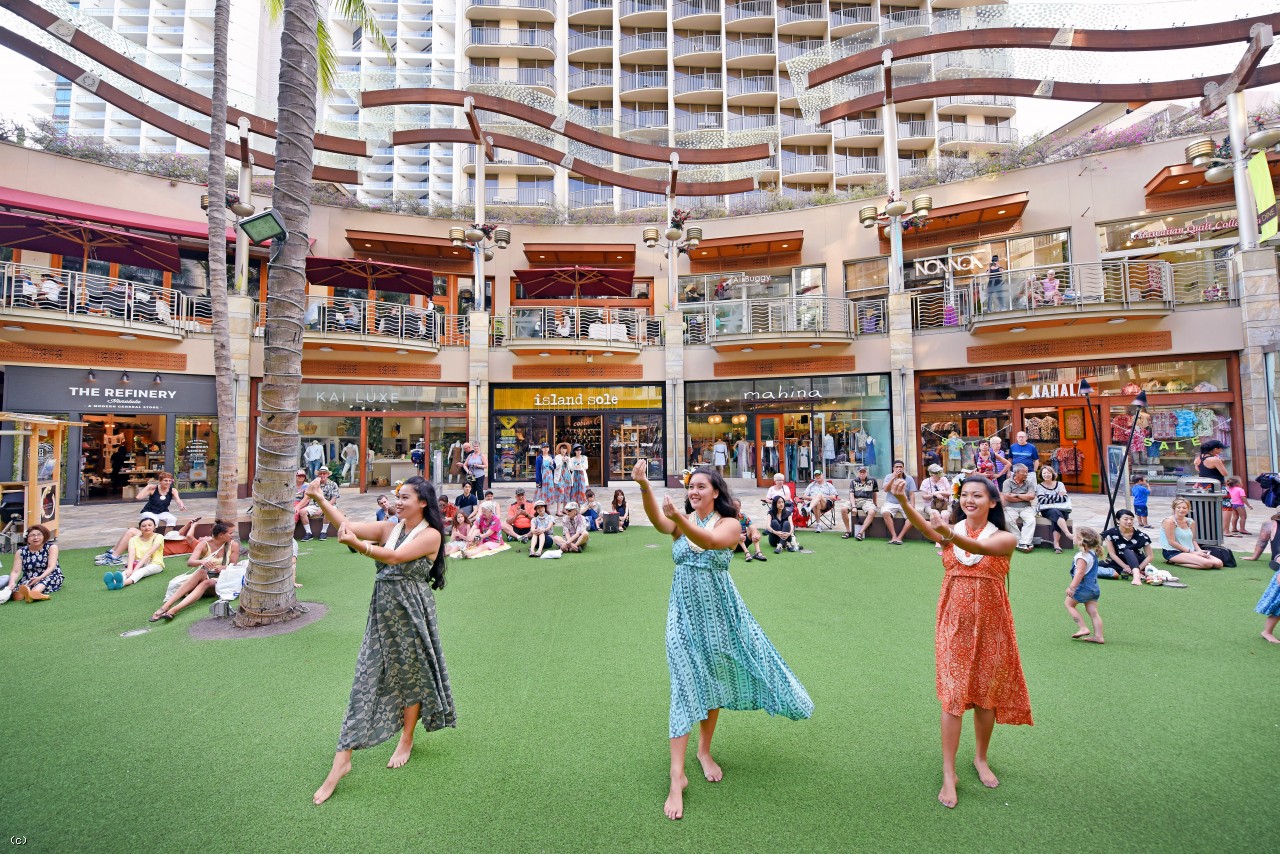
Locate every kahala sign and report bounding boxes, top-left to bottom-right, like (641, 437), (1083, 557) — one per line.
(3, 366), (218, 414)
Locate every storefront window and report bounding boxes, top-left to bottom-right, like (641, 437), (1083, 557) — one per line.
(175, 416), (217, 491)
(298, 417), (362, 485)
(844, 257), (889, 297)
(429, 417), (468, 484)
(80, 414), (168, 500)
(901, 230), (1070, 292)
(919, 359), (1230, 404)
(1116, 403), (1233, 488)
(678, 272), (792, 303)
(1098, 207), (1237, 254)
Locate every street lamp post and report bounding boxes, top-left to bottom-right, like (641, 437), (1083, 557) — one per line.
(1078, 378), (1116, 517)
(1106, 390), (1149, 531)
(1184, 115), (1280, 251)
(449, 224), (511, 314)
(643, 210), (702, 310)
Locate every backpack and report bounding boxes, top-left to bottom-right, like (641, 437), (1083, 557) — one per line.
(1256, 473), (1280, 508)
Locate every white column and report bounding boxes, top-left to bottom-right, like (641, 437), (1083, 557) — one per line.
(475, 153), (486, 312)
(1226, 92), (1261, 250)
(882, 96), (904, 294)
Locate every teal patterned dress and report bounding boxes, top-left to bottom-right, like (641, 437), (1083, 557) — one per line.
(337, 526), (456, 751)
(666, 513), (814, 738)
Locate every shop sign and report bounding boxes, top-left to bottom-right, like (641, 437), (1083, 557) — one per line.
(1130, 218), (1238, 240)
(1016, 382), (1079, 399)
(493, 385), (663, 411)
(743, 385), (823, 401)
(2, 366), (217, 414)
(722, 275), (770, 286)
(297, 383), (468, 412)
(912, 255), (983, 277)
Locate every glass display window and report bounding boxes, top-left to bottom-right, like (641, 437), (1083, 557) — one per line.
(491, 414), (550, 482)
(608, 414), (663, 481)
(1098, 207), (1237, 254)
(919, 410), (1014, 476)
(175, 416), (217, 491)
(918, 359), (1231, 403)
(1115, 403), (1233, 488)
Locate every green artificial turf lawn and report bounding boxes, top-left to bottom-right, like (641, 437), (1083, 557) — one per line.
(0, 532), (1276, 854)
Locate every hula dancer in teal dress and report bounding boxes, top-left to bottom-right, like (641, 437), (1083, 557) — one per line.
(633, 461), (813, 821)
(1255, 558), (1280, 644)
(306, 476), (455, 805)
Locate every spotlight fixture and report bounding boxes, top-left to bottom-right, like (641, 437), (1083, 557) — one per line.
(86, 369), (97, 383)
(120, 372), (130, 385)
(152, 373), (162, 384)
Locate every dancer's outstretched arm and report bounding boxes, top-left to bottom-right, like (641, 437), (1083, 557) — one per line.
(305, 479), (392, 543)
(889, 479), (1015, 555)
(632, 460), (676, 536)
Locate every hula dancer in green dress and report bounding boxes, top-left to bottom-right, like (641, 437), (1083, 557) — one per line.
(633, 461), (813, 821)
(307, 476), (455, 805)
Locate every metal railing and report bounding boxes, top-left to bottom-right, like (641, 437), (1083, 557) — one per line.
(569, 187), (615, 208)
(726, 0), (774, 21)
(897, 120), (935, 138)
(463, 148), (548, 168)
(567, 31), (613, 52)
(835, 154), (884, 175)
(676, 111), (725, 132)
(832, 116), (883, 137)
(620, 32), (667, 53)
(503, 308), (662, 346)
(899, 158), (933, 176)
(934, 51), (1012, 76)
(1170, 259), (1235, 305)
(932, 8), (1011, 35)
(779, 39), (824, 61)
(619, 0), (666, 15)
(912, 289), (974, 331)
(0, 261), (192, 333)
(619, 110), (669, 131)
(681, 297), (869, 343)
(936, 94), (1017, 109)
(468, 0), (555, 11)
(781, 116), (827, 136)
(675, 72), (723, 95)
(727, 36), (775, 59)
(778, 3), (824, 25)
(728, 74), (776, 96)
(460, 187), (555, 206)
(466, 28), (556, 50)
(585, 108), (614, 127)
(830, 4), (876, 28)
(297, 296), (469, 347)
(569, 68), (614, 89)
(728, 113), (777, 132)
(466, 67), (555, 88)
(620, 70), (669, 92)
(674, 0), (721, 17)
(782, 153), (831, 173)
(883, 9), (930, 29)
(621, 155), (667, 171)
(621, 189), (667, 210)
(674, 34), (722, 56)
(937, 123), (1018, 144)
(569, 0), (613, 13)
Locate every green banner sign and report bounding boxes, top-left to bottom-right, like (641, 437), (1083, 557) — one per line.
(1248, 151), (1278, 242)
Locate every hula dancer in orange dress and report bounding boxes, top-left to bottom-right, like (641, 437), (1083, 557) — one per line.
(889, 475), (1032, 809)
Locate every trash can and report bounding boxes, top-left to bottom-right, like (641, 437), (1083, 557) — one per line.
(1176, 476), (1224, 547)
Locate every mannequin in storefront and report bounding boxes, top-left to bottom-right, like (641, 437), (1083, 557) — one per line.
(735, 437), (753, 479)
(796, 439), (812, 483)
(447, 439), (465, 484)
(823, 430), (836, 469)
(304, 440), (325, 479)
(712, 437), (730, 477)
(340, 442), (360, 484)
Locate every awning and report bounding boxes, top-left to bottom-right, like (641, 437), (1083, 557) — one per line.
(0, 186), (235, 242)
(514, 266), (634, 299)
(522, 243), (636, 266)
(688, 230), (803, 261)
(883, 192), (1027, 239)
(305, 257), (435, 297)
(346, 229), (470, 261)
(0, 210), (181, 272)
(1144, 151), (1280, 196)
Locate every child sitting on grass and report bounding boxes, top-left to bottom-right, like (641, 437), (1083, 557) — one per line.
(529, 500), (554, 558)
(1065, 527), (1105, 645)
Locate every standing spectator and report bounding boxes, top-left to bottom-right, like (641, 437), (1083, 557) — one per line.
(944, 431), (964, 475)
(1194, 440), (1230, 534)
(1226, 476), (1253, 536)
(453, 480), (479, 522)
(340, 441), (360, 484)
(297, 468), (340, 541)
(1131, 475), (1151, 528)
(1100, 510), (1152, 586)
(410, 441), (425, 478)
(567, 445), (589, 505)
(136, 472), (187, 529)
(554, 502), (590, 553)
(1002, 465), (1038, 553)
(841, 466), (879, 540)
(503, 488), (534, 541)
(1007, 431), (1039, 474)
(918, 465), (952, 510)
(1246, 511), (1280, 563)
(802, 471), (837, 530)
(881, 460), (917, 545)
(463, 443), (488, 495)
(922, 445), (942, 472)
(447, 438), (465, 484)
(303, 440), (325, 479)
(533, 443), (551, 496)
(986, 255), (1006, 311)
(1254, 559), (1280, 645)
(437, 495), (457, 537)
(1, 525), (62, 603)
(1035, 467), (1074, 553)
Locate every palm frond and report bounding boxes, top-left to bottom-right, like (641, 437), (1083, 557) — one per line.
(329, 0), (394, 58)
(316, 16), (337, 96)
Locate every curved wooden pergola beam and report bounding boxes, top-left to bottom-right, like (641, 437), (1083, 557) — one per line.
(817, 65), (1280, 124)
(0, 0), (367, 157)
(0, 26), (360, 184)
(395, 128), (757, 196)
(368, 89), (773, 165)
(804, 13), (1280, 88)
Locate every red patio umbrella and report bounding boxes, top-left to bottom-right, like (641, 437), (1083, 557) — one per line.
(305, 257), (436, 296)
(0, 210), (181, 272)
(514, 266), (634, 299)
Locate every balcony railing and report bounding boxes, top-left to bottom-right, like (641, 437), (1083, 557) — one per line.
(504, 308), (663, 346)
(619, 0), (666, 15)
(779, 39), (823, 61)
(832, 116), (883, 137)
(619, 32), (668, 53)
(937, 124), (1018, 145)
(934, 51), (1012, 76)
(460, 187), (555, 206)
(569, 187), (615, 208)
(619, 110), (669, 131)
(464, 148), (548, 168)
(569, 0), (613, 13)
(936, 94), (1017, 109)
(830, 4), (875, 28)
(567, 31), (613, 52)
(676, 111), (725, 132)
(835, 154), (884, 175)
(584, 108), (614, 127)
(897, 119), (935, 138)
(620, 155), (667, 171)
(0, 262), (193, 334)
(467, 28), (556, 50)
(568, 68), (614, 90)
(726, 0), (774, 21)
(727, 36), (775, 59)
(620, 70), (669, 92)
(621, 189), (667, 209)
(674, 0), (721, 18)
(781, 116), (827, 136)
(681, 297), (870, 343)
(674, 34), (722, 56)
(468, 0), (555, 11)
(298, 295), (469, 347)
(728, 75), (776, 96)
(782, 153), (831, 173)
(898, 158), (933, 176)
(728, 113), (777, 132)
(466, 67), (556, 88)
(778, 3), (824, 25)
(882, 9), (930, 29)
(675, 72), (723, 96)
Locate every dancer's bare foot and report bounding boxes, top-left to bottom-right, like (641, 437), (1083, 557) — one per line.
(696, 751), (723, 782)
(1082, 636), (1105, 644)
(387, 738), (413, 769)
(664, 775), (688, 820)
(313, 755), (352, 804)
(1262, 632), (1280, 644)
(973, 758), (999, 788)
(1071, 629), (1090, 639)
(938, 773), (958, 809)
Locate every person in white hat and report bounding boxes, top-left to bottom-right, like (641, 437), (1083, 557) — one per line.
(554, 501), (589, 553)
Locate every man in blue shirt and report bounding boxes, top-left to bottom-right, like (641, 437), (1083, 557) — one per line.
(1008, 430), (1039, 472)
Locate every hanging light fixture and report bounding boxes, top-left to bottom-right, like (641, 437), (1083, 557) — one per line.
(86, 369), (97, 384)
(120, 372), (131, 385)
(152, 373), (163, 384)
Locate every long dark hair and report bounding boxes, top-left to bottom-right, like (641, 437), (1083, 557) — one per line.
(403, 476), (447, 590)
(612, 488), (626, 510)
(770, 495), (788, 520)
(684, 466), (737, 520)
(949, 475), (1007, 531)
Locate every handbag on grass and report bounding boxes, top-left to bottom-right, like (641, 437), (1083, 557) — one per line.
(1203, 545), (1237, 568)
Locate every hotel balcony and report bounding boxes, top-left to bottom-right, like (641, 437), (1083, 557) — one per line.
(464, 67), (556, 96)
(933, 51), (1013, 80)
(568, 68), (615, 100)
(727, 113), (778, 133)
(619, 70), (669, 100)
(465, 0), (557, 23)
(568, 0), (614, 25)
(935, 94), (1017, 117)
(463, 147), (555, 175)
(1, 262), (198, 341)
(781, 116), (832, 144)
(778, 38), (824, 63)
(465, 28), (556, 60)
(896, 119), (936, 150)
(619, 109), (669, 141)
(672, 0), (722, 29)
(568, 187), (615, 208)
(459, 187), (556, 207)
(777, 3), (827, 36)
(881, 9), (931, 40)
(618, 0), (667, 26)
(829, 3), (877, 37)
(501, 307), (663, 355)
(832, 116), (884, 144)
(681, 297), (883, 350)
(726, 73), (777, 106)
(726, 36), (777, 69)
(619, 31), (668, 63)
(726, 0), (776, 33)
(620, 189), (667, 210)
(781, 153), (833, 181)
(292, 296), (465, 353)
(936, 122), (1018, 153)
(673, 34), (723, 66)
(834, 154), (885, 184)
(674, 72), (725, 103)
(567, 30), (614, 61)
(675, 111), (725, 133)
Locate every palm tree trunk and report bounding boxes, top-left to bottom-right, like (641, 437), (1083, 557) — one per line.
(207, 0), (238, 525)
(235, 0), (318, 627)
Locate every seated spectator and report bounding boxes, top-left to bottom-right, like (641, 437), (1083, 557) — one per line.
(503, 488), (534, 541)
(1035, 467), (1074, 553)
(881, 460), (916, 545)
(464, 501), (506, 558)
(453, 480), (479, 522)
(766, 495), (799, 554)
(443, 515), (473, 558)
(14, 271), (38, 305)
(1002, 465), (1037, 553)
(96, 516), (202, 566)
(765, 473), (794, 516)
(295, 467), (340, 541)
(38, 274), (64, 310)
(528, 500), (554, 557)
(1246, 511), (1280, 562)
(1, 525), (62, 603)
(1100, 510), (1152, 586)
(437, 494), (457, 537)
(918, 464), (952, 510)
(733, 499), (768, 562)
(105, 517), (166, 589)
(1157, 498), (1224, 569)
(841, 466), (879, 540)
(374, 494), (398, 522)
(553, 502), (589, 553)
(581, 489), (603, 532)
(137, 471), (187, 529)
(801, 472), (838, 530)
(608, 489), (630, 531)
(150, 522), (241, 622)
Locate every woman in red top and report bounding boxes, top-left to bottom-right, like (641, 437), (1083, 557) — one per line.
(889, 475), (1032, 809)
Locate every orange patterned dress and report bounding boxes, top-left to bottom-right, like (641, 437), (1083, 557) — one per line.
(936, 535), (1033, 725)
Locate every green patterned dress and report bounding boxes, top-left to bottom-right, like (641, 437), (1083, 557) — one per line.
(337, 525), (456, 751)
